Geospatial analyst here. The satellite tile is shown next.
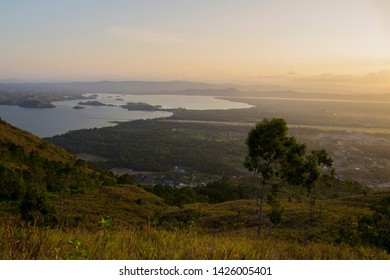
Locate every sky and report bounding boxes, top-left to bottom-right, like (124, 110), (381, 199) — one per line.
(1, 0), (390, 93)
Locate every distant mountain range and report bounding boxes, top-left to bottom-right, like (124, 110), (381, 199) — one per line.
(0, 80), (283, 94)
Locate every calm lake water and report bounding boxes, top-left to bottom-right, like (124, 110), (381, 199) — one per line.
(0, 94), (252, 137)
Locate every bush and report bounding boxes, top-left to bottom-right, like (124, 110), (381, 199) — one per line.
(337, 196), (390, 252)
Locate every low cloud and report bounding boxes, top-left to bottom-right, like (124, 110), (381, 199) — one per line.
(255, 71), (298, 80)
(254, 70), (390, 93)
(106, 25), (186, 43)
(256, 70), (390, 84)
(361, 70), (390, 83)
(302, 71), (390, 84)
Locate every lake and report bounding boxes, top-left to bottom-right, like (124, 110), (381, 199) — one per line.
(0, 94), (252, 137)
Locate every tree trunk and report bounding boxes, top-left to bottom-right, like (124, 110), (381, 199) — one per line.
(257, 178), (267, 239)
(257, 197), (264, 239)
(308, 191), (314, 225)
(303, 191), (315, 242)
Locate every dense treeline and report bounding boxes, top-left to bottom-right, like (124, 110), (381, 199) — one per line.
(49, 119), (247, 175)
(143, 176), (250, 207)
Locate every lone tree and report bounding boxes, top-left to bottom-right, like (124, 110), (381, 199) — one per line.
(244, 118), (334, 238)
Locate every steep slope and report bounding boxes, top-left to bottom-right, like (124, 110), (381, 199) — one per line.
(0, 118), (106, 198)
(0, 118), (171, 227)
(0, 118), (109, 222)
(0, 118), (75, 164)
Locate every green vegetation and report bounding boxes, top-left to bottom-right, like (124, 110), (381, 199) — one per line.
(0, 119), (115, 226)
(1, 118), (390, 259)
(244, 118), (334, 238)
(49, 119), (247, 175)
(1, 182), (389, 259)
(47, 117), (390, 187)
(337, 195), (390, 252)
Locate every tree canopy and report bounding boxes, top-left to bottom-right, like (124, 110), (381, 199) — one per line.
(244, 118), (334, 238)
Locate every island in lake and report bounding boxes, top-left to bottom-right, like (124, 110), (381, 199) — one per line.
(78, 101), (115, 107)
(0, 94), (57, 108)
(121, 102), (166, 111)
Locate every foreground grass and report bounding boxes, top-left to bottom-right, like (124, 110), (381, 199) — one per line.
(1, 186), (388, 260)
(1, 224), (388, 260)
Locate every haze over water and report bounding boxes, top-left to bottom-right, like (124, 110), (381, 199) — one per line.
(0, 94), (252, 137)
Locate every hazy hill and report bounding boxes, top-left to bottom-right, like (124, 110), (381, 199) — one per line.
(0, 80), (240, 95)
(2, 80), (390, 103)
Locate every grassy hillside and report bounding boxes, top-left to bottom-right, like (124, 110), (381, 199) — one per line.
(1, 118), (389, 259)
(0, 118), (116, 225)
(0, 118), (75, 163)
(1, 187), (389, 259)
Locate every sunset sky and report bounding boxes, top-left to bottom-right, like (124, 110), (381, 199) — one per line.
(1, 0), (389, 93)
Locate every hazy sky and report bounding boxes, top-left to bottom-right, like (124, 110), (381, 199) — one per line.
(1, 0), (389, 93)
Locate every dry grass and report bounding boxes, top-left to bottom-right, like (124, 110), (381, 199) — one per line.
(1, 224), (388, 260)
